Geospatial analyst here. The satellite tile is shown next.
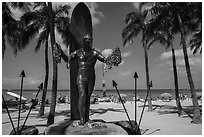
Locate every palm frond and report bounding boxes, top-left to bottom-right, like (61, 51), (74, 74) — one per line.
(33, 2), (46, 9)
(190, 39), (199, 45)
(122, 25), (142, 47)
(190, 42), (202, 54)
(143, 5), (172, 40)
(20, 22), (40, 50)
(35, 29), (47, 52)
(147, 31), (168, 49)
(54, 5), (71, 17)
(139, 2), (153, 12)
(122, 10), (147, 46)
(183, 20), (200, 35)
(125, 12), (143, 25)
(21, 10), (46, 25)
(9, 2), (31, 12)
(55, 16), (70, 30)
(2, 2), (16, 25)
(55, 17), (70, 46)
(189, 29), (202, 54)
(6, 28), (21, 56)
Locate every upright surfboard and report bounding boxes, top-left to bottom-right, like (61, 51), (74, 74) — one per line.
(70, 2), (92, 120)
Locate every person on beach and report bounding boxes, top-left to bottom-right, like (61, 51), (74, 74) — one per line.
(56, 34), (121, 126)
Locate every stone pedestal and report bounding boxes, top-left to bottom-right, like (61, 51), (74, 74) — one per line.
(45, 120), (128, 135)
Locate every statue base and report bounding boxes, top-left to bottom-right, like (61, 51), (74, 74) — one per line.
(44, 119), (129, 135)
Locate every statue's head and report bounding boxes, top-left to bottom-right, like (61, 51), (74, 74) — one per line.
(83, 34), (93, 51)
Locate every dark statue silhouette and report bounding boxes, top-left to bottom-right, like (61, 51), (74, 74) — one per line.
(56, 34), (121, 126)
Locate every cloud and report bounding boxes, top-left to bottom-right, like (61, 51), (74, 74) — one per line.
(132, 2), (140, 9)
(169, 66), (187, 76)
(122, 51), (131, 58)
(2, 77), (19, 85)
(101, 49), (113, 57)
(25, 77), (42, 86)
(86, 2), (105, 26)
(177, 56), (202, 69)
(120, 71), (132, 76)
(160, 47), (195, 60)
(161, 48), (202, 68)
(159, 47), (202, 74)
(55, 2), (104, 27)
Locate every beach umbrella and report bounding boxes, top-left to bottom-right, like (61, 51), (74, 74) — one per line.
(196, 92), (202, 99)
(160, 93), (172, 99)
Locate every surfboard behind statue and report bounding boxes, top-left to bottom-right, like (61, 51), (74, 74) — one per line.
(70, 2), (92, 120)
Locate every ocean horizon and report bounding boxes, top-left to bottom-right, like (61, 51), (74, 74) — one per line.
(2, 88), (202, 102)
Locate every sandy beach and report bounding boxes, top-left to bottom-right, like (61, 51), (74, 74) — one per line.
(2, 99), (202, 135)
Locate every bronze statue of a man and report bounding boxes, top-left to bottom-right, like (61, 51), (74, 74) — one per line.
(56, 33), (121, 126)
(59, 34), (107, 125)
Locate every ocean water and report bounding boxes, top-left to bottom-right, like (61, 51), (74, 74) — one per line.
(2, 89), (202, 102)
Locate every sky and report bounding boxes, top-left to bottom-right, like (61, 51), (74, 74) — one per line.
(1, 1), (202, 90)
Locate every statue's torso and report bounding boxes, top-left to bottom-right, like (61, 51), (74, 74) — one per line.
(76, 49), (97, 80)
(77, 49), (97, 69)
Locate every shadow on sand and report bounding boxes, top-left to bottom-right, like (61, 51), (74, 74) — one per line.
(90, 108), (125, 116)
(141, 103), (202, 120)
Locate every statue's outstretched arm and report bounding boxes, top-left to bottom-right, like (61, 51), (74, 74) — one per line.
(94, 50), (107, 63)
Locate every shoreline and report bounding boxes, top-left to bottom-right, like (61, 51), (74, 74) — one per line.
(2, 99), (202, 135)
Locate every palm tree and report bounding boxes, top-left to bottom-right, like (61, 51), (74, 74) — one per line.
(46, 2), (57, 125)
(3, 2), (71, 124)
(2, 2), (37, 59)
(140, 4), (184, 116)
(20, 2), (70, 119)
(46, 2), (71, 125)
(147, 27), (183, 116)
(172, 3), (201, 124)
(20, 2), (50, 117)
(37, 29), (50, 117)
(147, 2), (202, 124)
(122, 9), (153, 111)
(2, 2), (22, 58)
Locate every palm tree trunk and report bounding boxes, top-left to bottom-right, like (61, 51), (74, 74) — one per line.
(2, 30), (5, 59)
(143, 43), (152, 111)
(171, 46), (182, 116)
(47, 2), (58, 125)
(38, 36), (49, 116)
(177, 13), (201, 124)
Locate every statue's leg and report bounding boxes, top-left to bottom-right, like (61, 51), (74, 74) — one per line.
(86, 76), (95, 122)
(77, 80), (87, 125)
(85, 94), (90, 123)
